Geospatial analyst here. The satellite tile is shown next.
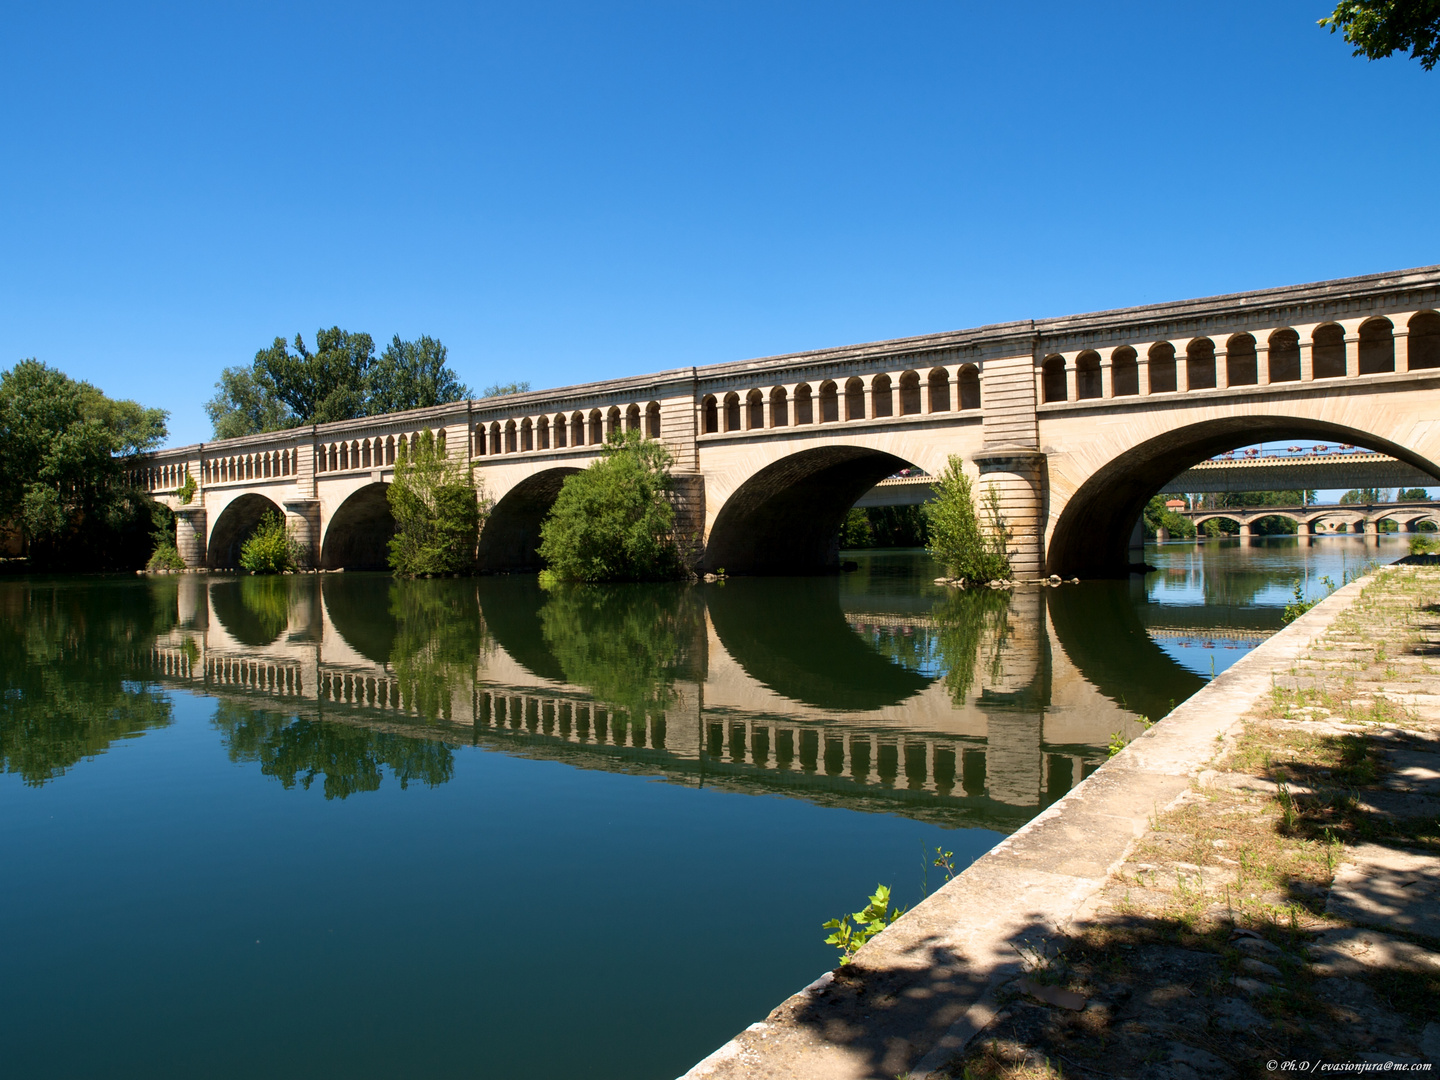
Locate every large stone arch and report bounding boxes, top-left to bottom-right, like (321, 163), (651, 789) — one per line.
(704, 445), (918, 574)
(207, 492), (284, 569)
(477, 467), (582, 572)
(1045, 414), (1440, 577)
(321, 483), (395, 571)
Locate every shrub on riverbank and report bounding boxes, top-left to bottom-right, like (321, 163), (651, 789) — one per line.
(147, 541), (186, 571)
(538, 430), (683, 583)
(387, 429), (484, 576)
(923, 456), (1010, 582)
(239, 512), (302, 573)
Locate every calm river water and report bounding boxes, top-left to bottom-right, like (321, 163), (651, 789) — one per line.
(0, 536), (1409, 1078)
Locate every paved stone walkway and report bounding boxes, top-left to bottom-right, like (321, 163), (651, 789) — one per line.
(949, 562), (1440, 1078)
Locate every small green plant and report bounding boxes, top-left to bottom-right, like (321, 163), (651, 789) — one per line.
(822, 884), (903, 964)
(239, 511), (302, 573)
(1282, 579), (1315, 624)
(176, 472), (196, 505)
(1108, 731), (1129, 757)
(147, 540), (186, 571)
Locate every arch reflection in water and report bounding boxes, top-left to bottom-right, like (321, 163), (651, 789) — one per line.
(137, 568), (1200, 826)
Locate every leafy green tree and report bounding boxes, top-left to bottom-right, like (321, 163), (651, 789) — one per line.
(238, 512), (302, 573)
(387, 579), (489, 720)
(482, 381), (531, 397)
(1142, 494), (1197, 539)
(922, 455), (1010, 582)
(1398, 487), (1431, 501)
(387, 429), (483, 576)
(0, 360), (169, 568)
(204, 365), (294, 439)
(1321, 1), (1440, 70)
(538, 430), (683, 582)
(1341, 487), (1391, 504)
(367, 335), (472, 416)
(841, 507), (874, 548)
(206, 330), (473, 438)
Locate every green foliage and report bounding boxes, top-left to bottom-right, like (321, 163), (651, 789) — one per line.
(1410, 534), (1440, 555)
(367, 335), (471, 416)
(0, 359), (169, 568)
(931, 586), (1013, 706)
(923, 456), (1010, 582)
(0, 580), (175, 785)
(482, 381), (532, 397)
(238, 511), (301, 574)
(176, 472), (196, 504)
(387, 579), (489, 720)
(840, 505), (928, 549)
(147, 541), (186, 571)
(1142, 494), (1197, 539)
(387, 429), (483, 576)
(823, 884), (904, 964)
(213, 701), (454, 799)
(1321, 0), (1440, 70)
(538, 582), (701, 723)
(205, 329), (472, 438)
(1398, 487), (1431, 501)
(1340, 487), (1392, 505)
(538, 430), (683, 583)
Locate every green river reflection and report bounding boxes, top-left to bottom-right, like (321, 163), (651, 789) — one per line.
(0, 535), (1410, 1078)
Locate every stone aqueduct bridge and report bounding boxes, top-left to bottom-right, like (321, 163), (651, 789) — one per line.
(137, 265), (1440, 577)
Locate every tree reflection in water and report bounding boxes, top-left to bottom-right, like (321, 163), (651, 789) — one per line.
(0, 579), (175, 785)
(213, 702), (454, 799)
(930, 588), (1013, 705)
(538, 582), (703, 739)
(387, 579), (490, 722)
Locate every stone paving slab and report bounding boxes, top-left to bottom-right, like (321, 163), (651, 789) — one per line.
(1328, 843), (1440, 939)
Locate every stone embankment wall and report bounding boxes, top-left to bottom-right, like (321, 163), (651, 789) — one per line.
(682, 564), (1440, 1079)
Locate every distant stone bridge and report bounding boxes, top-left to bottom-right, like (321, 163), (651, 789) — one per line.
(136, 265), (1440, 577)
(1181, 499), (1440, 535)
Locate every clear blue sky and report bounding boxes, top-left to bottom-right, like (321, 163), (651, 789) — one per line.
(3, 2), (1437, 448)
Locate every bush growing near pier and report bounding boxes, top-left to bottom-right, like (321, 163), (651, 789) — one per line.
(538, 430), (683, 583)
(387, 429), (484, 576)
(147, 541), (186, 571)
(923, 456), (1010, 582)
(239, 512), (302, 573)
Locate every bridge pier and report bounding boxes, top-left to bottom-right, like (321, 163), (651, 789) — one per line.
(1364, 520), (1379, 536)
(1297, 521), (1310, 536)
(283, 498), (321, 569)
(174, 507), (207, 568)
(1237, 523), (1251, 537)
(974, 449), (1046, 578)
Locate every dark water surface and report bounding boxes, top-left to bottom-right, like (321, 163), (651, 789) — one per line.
(0, 536), (1409, 1078)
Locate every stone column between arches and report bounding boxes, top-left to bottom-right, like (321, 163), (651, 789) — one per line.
(973, 449), (1046, 579)
(174, 508), (207, 568)
(284, 498), (321, 569)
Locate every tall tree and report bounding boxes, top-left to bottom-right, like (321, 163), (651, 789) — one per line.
(205, 364), (295, 440)
(0, 360), (168, 567)
(257, 328), (375, 425)
(367, 335), (472, 415)
(1321, 1), (1440, 70)
(482, 381), (531, 397)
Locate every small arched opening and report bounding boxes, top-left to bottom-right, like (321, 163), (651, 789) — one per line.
(477, 468), (583, 571)
(553, 413), (568, 448)
(606, 406), (621, 438)
(320, 483), (396, 571)
(1269, 329), (1301, 383)
(587, 409), (602, 444)
(646, 401), (661, 438)
(927, 368), (950, 412)
(1359, 317), (1395, 375)
(1227, 334), (1258, 386)
(626, 403), (641, 432)
(794, 384), (813, 425)
(1312, 323), (1347, 379)
(703, 395), (719, 434)
(1041, 356), (1067, 403)
(769, 387), (788, 428)
(570, 412), (585, 446)
(1410, 312), (1440, 370)
(1149, 343), (1177, 393)
(723, 392), (741, 432)
(746, 389), (764, 430)
(958, 364), (981, 410)
(818, 381), (839, 423)
(1075, 351), (1102, 399)
(1187, 338), (1216, 391)
(520, 418), (534, 452)
(898, 370), (921, 415)
(1112, 347), (1138, 396)
(845, 378), (866, 421)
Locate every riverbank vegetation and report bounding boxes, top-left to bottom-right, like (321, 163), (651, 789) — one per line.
(840, 505), (928, 549)
(538, 430), (683, 583)
(0, 360), (170, 570)
(387, 429), (484, 576)
(239, 512), (304, 574)
(923, 456), (1011, 583)
(205, 328), (473, 438)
